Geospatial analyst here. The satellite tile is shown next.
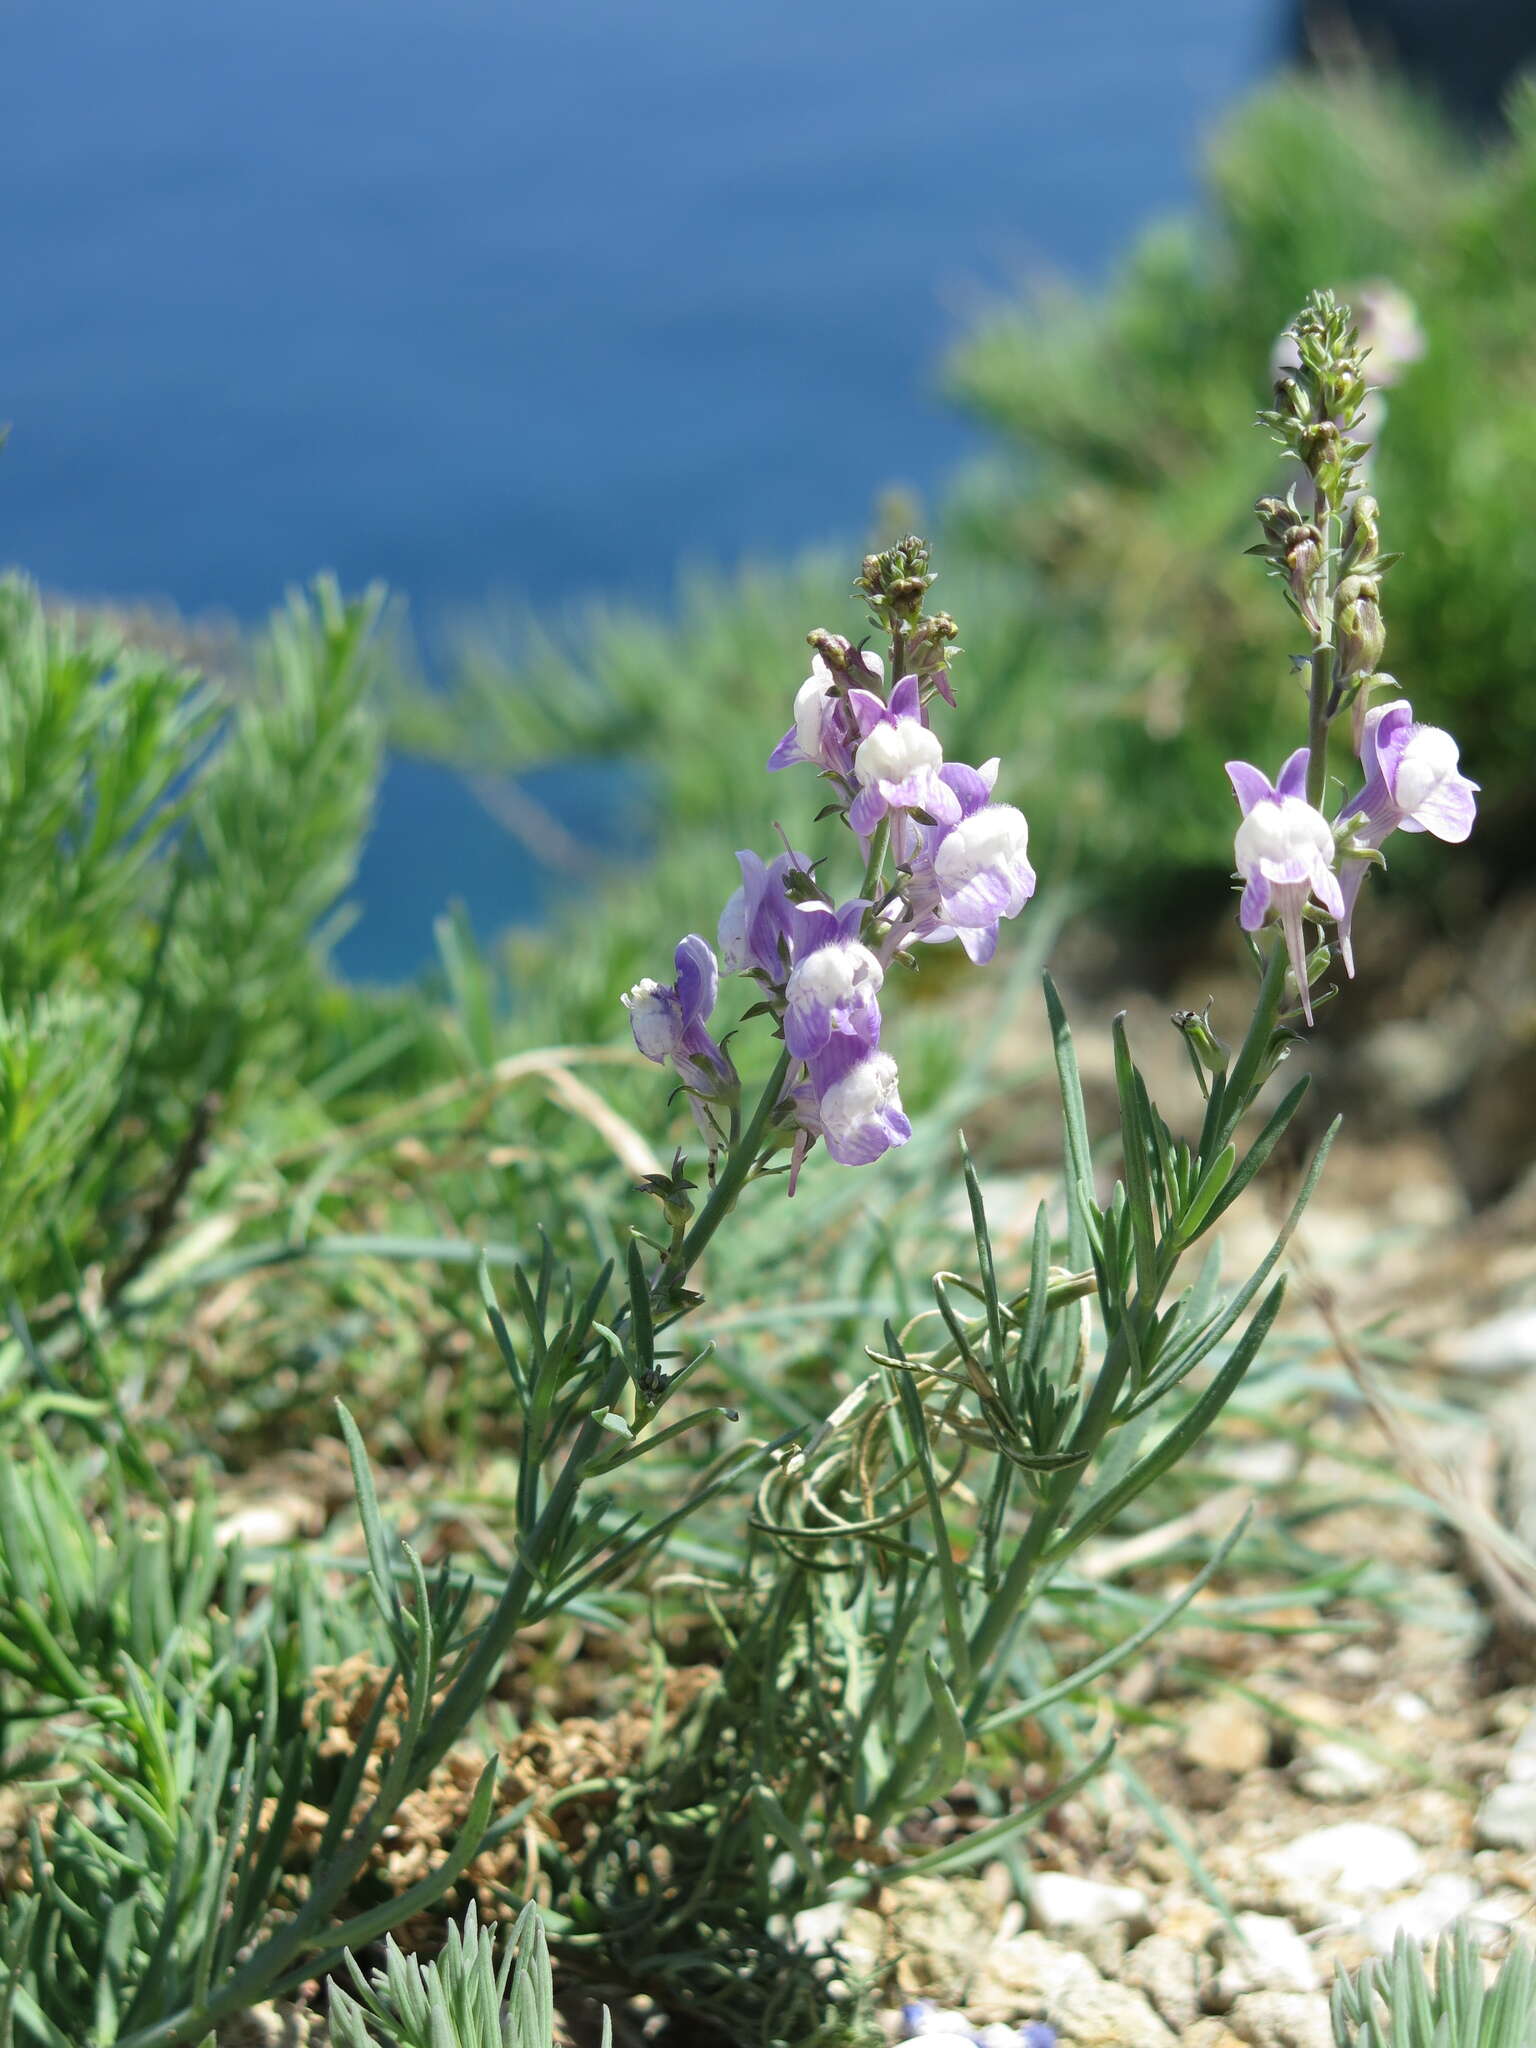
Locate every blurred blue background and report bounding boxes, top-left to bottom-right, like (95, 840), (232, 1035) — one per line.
(1, 0), (1275, 974)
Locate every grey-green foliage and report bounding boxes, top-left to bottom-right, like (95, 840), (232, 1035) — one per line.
(3, 1669), (290, 2048)
(0, 573), (383, 1299)
(526, 961), (1328, 2041)
(327, 1904), (599, 2048)
(0, 1431), (391, 2048)
(1331, 1928), (1536, 2048)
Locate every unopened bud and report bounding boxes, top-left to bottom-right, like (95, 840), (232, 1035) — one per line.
(906, 610), (960, 678)
(1283, 523), (1324, 628)
(1336, 575), (1385, 679)
(806, 628), (857, 676)
(1303, 418), (1342, 470)
(1172, 1004), (1230, 1078)
(1343, 493), (1381, 571)
(855, 535), (935, 623)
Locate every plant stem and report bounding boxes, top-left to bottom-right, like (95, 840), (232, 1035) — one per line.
(1306, 500), (1336, 810)
(665, 1048), (793, 1296)
(859, 817), (890, 902)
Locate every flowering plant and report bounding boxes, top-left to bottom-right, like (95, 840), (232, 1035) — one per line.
(625, 536), (1035, 1192)
(0, 294), (1484, 2048)
(1240, 290), (1477, 1022)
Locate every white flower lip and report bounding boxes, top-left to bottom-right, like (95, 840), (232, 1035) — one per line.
(622, 978), (678, 1059)
(788, 941), (883, 1009)
(1235, 795), (1333, 876)
(934, 804), (1029, 888)
(819, 1051), (901, 1142)
(854, 717), (942, 788)
(1391, 726), (1460, 815)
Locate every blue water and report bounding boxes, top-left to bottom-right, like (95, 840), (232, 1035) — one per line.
(1, 0), (1274, 977)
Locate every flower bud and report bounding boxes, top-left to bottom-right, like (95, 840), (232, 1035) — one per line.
(1343, 493), (1381, 572)
(805, 628), (857, 677)
(1283, 522), (1324, 630)
(855, 535), (935, 625)
(1335, 574), (1385, 679)
(1172, 1004), (1229, 1077)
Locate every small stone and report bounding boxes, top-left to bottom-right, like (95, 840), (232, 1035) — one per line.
(1182, 2026), (1245, 2048)
(1502, 1712), (1536, 1782)
(838, 1905), (885, 1977)
(968, 1934), (1174, 2044)
(1047, 1977), (1175, 2048)
(1293, 1740), (1390, 1802)
(1212, 1914), (1318, 2004)
(1475, 1779), (1536, 1850)
(1226, 1990), (1333, 2048)
(1122, 1934), (1204, 2033)
(1262, 1823), (1424, 1900)
(1356, 1873), (1480, 1953)
(1181, 1698), (1270, 1776)
(1330, 1645), (1381, 1682)
(1029, 1873), (1151, 1938)
(792, 1900), (849, 1950)
(1388, 1690), (1431, 1724)
(1440, 1306), (1536, 1378)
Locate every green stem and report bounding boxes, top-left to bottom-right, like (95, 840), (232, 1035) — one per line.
(1306, 498), (1336, 810)
(859, 817), (891, 903)
(663, 1049), (793, 1297)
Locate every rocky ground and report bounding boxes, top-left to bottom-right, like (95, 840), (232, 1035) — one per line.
(204, 898), (1536, 2044)
(215, 1120), (1536, 2048)
(803, 1111), (1536, 2048)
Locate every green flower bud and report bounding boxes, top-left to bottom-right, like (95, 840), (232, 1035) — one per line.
(1172, 1003), (1230, 1077)
(1336, 574), (1386, 679)
(1343, 493), (1381, 572)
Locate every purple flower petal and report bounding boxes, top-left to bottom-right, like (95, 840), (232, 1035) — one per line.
(1226, 760), (1277, 816)
(767, 725), (803, 771)
(1361, 700), (1412, 784)
(673, 935), (718, 1029)
(888, 673), (922, 720)
(848, 785), (885, 837)
(848, 687), (888, 736)
(1274, 746), (1311, 800)
(937, 761), (995, 816)
(1238, 873), (1270, 931)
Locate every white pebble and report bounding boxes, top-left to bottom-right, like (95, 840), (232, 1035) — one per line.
(1214, 1912), (1318, 2003)
(1262, 1822), (1424, 1898)
(1029, 1871), (1150, 1936)
(1357, 1873), (1480, 1953)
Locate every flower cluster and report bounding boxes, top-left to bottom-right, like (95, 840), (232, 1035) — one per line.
(624, 590), (1036, 1183)
(1233, 291), (1477, 1024)
(1227, 697), (1477, 1022)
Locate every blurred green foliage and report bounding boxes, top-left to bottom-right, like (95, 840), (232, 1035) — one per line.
(0, 573), (382, 1301)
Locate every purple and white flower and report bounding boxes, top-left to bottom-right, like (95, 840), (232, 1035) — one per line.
(900, 759), (1036, 964)
(813, 1050), (911, 1167)
(768, 649), (883, 775)
(1227, 748), (1344, 1026)
(622, 935), (735, 1120)
(1332, 701), (1478, 971)
(847, 676), (962, 838)
(783, 903), (884, 1067)
(718, 848), (813, 981)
